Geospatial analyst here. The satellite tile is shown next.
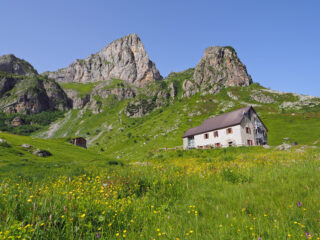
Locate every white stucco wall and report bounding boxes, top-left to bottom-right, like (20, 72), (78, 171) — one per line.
(192, 124), (244, 148)
(183, 137), (188, 149)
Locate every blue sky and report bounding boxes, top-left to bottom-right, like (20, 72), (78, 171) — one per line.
(1, 0), (319, 96)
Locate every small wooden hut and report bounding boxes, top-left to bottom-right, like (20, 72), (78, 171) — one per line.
(70, 137), (87, 148)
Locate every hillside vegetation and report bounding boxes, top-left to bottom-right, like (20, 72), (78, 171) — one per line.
(1, 36), (320, 239)
(1, 131), (320, 239)
(33, 70), (320, 162)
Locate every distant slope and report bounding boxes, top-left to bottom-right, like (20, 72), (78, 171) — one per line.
(0, 132), (112, 177)
(33, 70), (320, 161)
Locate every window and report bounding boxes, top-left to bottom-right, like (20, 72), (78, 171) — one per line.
(214, 131), (218, 138)
(215, 143), (221, 148)
(187, 137), (195, 148)
(247, 140), (253, 146)
(228, 141), (233, 147)
(226, 128), (233, 134)
(204, 133), (209, 139)
(246, 127), (251, 134)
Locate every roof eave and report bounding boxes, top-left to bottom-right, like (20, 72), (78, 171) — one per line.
(182, 122), (242, 138)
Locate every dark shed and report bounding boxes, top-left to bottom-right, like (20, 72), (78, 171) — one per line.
(70, 137), (87, 148)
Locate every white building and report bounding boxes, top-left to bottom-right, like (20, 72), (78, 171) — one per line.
(182, 106), (268, 149)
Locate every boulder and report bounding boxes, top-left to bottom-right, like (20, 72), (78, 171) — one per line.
(32, 149), (52, 157)
(0, 138), (10, 147)
(11, 117), (24, 126)
(20, 144), (32, 148)
(276, 143), (292, 151)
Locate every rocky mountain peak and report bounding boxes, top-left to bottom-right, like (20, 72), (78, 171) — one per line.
(0, 55), (70, 114)
(45, 33), (162, 87)
(0, 54), (38, 76)
(184, 46), (252, 96)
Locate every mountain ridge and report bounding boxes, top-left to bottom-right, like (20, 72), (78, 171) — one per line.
(43, 33), (163, 87)
(0, 34), (319, 154)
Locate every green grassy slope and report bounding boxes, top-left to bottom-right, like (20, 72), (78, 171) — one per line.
(1, 69), (320, 238)
(59, 82), (100, 97)
(0, 139), (319, 239)
(33, 75), (320, 161)
(0, 132), (112, 178)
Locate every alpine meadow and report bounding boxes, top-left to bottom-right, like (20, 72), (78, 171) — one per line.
(0, 31), (320, 240)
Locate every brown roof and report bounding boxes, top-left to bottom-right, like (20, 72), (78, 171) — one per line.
(183, 106), (255, 138)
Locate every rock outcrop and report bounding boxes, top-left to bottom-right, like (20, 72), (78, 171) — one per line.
(0, 55), (70, 114)
(44, 34), (162, 87)
(125, 82), (175, 118)
(0, 54), (38, 76)
(250, 91), (275, 103)
(0, 55), (38, 98)
(90, 81), (137, 101)
(0, 76), (70, 114)
(64, 89), (90, 109)
(32, 149), (52, 157)
(183, 46), (252, 97)
(182, 79), (198, 98)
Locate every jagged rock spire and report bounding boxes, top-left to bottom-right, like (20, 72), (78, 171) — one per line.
(45, 33), (162, 87)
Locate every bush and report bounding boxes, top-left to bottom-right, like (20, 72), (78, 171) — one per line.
(107, 160), (124, 166)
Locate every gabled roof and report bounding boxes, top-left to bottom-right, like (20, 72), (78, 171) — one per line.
(183, 106), (263, 138)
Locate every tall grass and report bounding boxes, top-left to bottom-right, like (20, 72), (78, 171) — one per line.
(0, 142), (319, 239)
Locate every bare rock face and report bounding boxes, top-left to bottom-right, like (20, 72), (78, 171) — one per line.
(0, 55), (38, 98)
(187, 46), (252, 96)
(90, 81), (137, 101)
(0, 54), (38, 76)
(1, 77), (70, 114)
(45, 34), (162, 87)
(169, 82), (177, 99)
(84, 81), (137, 113)
(42, 80), (71, 111)
(250, 91), (275, 103)
(64, 89), (90, 109)
(126, 98), (153, 117)
(182, 80), (198, 97)
(0, 55), (70, 114)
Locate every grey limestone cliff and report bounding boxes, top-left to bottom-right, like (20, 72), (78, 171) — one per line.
(0, 54), (38, 76)
(45, 34), (162, 87)
(0, 55), (70, 114)
(183, 46), (252, 97)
